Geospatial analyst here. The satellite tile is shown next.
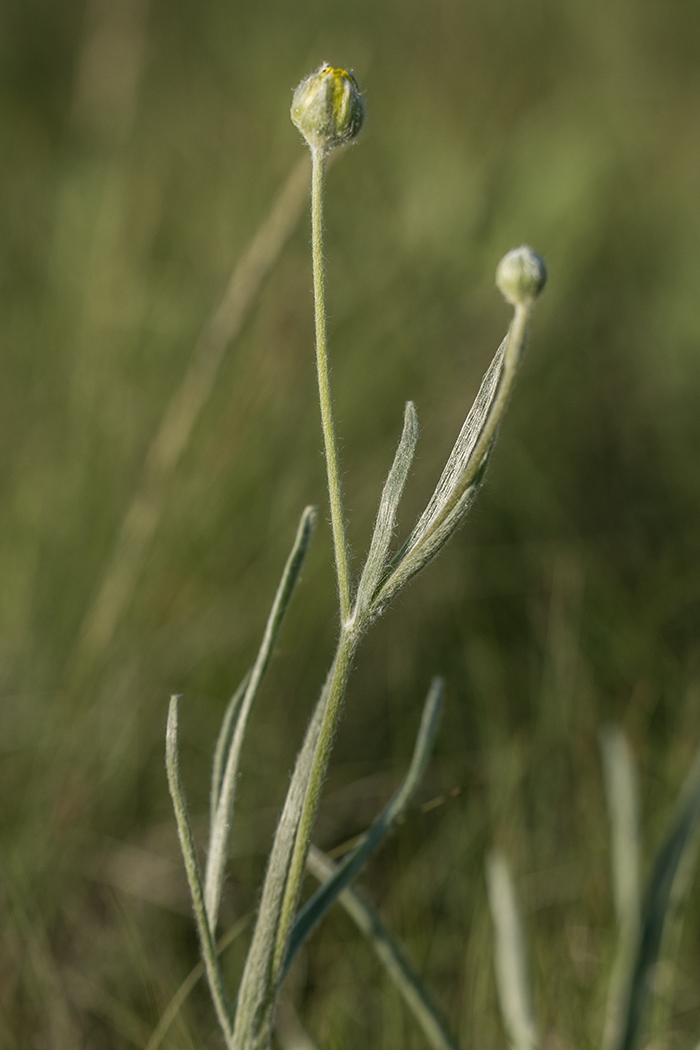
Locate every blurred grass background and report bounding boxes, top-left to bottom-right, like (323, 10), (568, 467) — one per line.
(2, 0), (700, 1046)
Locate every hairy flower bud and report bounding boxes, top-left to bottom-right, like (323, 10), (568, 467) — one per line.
(291, 63), (365, 153)
(496, 246), (547, 307)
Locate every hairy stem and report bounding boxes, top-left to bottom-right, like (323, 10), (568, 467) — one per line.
(272, 625), (359, 979)
(311, 147), (352, 624)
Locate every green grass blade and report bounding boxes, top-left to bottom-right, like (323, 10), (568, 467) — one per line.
(649, 806), (700, 1041)
(204, 505), (316, 933)
(486, 852), (540, 1050)
(601, 728), (642, 935)
(285, 677), (444, 972)
(600, 727), (641, 1050)
(615, 747), (700, 1050)
(354, 401), (418, 619)
(306, 846), (460, 1050)
(165, 697), (235, 1049)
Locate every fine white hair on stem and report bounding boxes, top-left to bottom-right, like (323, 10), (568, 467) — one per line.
(284, 677), (444, 972)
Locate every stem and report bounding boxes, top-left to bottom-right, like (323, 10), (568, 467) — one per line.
(311, 147), (352, 624)
(272, 625), (359, 979)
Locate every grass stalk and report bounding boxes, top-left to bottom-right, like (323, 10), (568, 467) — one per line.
(485, 852), (540, 1050)
(600, 727), (641, 1050)
(67, 155), (311, 692)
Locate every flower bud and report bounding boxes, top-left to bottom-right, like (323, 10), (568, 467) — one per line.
(496, 246), (547, 307)
(291, 63), (365, 153)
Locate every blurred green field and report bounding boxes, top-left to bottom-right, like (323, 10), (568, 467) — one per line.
(2, 0), (700, 1046)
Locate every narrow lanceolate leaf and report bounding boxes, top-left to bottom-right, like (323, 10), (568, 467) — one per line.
(165, 697), (235, 1049)
(306, 846), (460, 1050)
(486, 852), (540, 1050)
(354, 401), (418, 620)
(204, 505), (316, 934)
(285, 677), (444, 973)
(373, 472), (484, 615)
(211, 671), (252, 817)
(231, 686), (328, 1050)
(615, 747), (700, 1050)
(600, 727), (641, 1050)
(409, 334), (507, 552)
(377, 305), (531, 613)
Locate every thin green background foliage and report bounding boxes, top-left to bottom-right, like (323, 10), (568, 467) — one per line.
(1, 1), (700, 1047)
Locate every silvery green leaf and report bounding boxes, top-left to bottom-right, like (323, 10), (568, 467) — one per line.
(615, 747), (700, 1050)
(204, 506), (316, 934)
(211, 671), (252, 817)
(600, 727), (641, 1050)
(306, 845), (460, 1050)
(354, 401), (418, 619)
(231, 681), (328, 1050)
(486, 852), (540, 1050)
(376, 306), (531, 615)
(408, 335), (507, 555)
(165, 697), (235, 1048)
(284, 677), (444, 972)
(373, 472), (484, 615)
